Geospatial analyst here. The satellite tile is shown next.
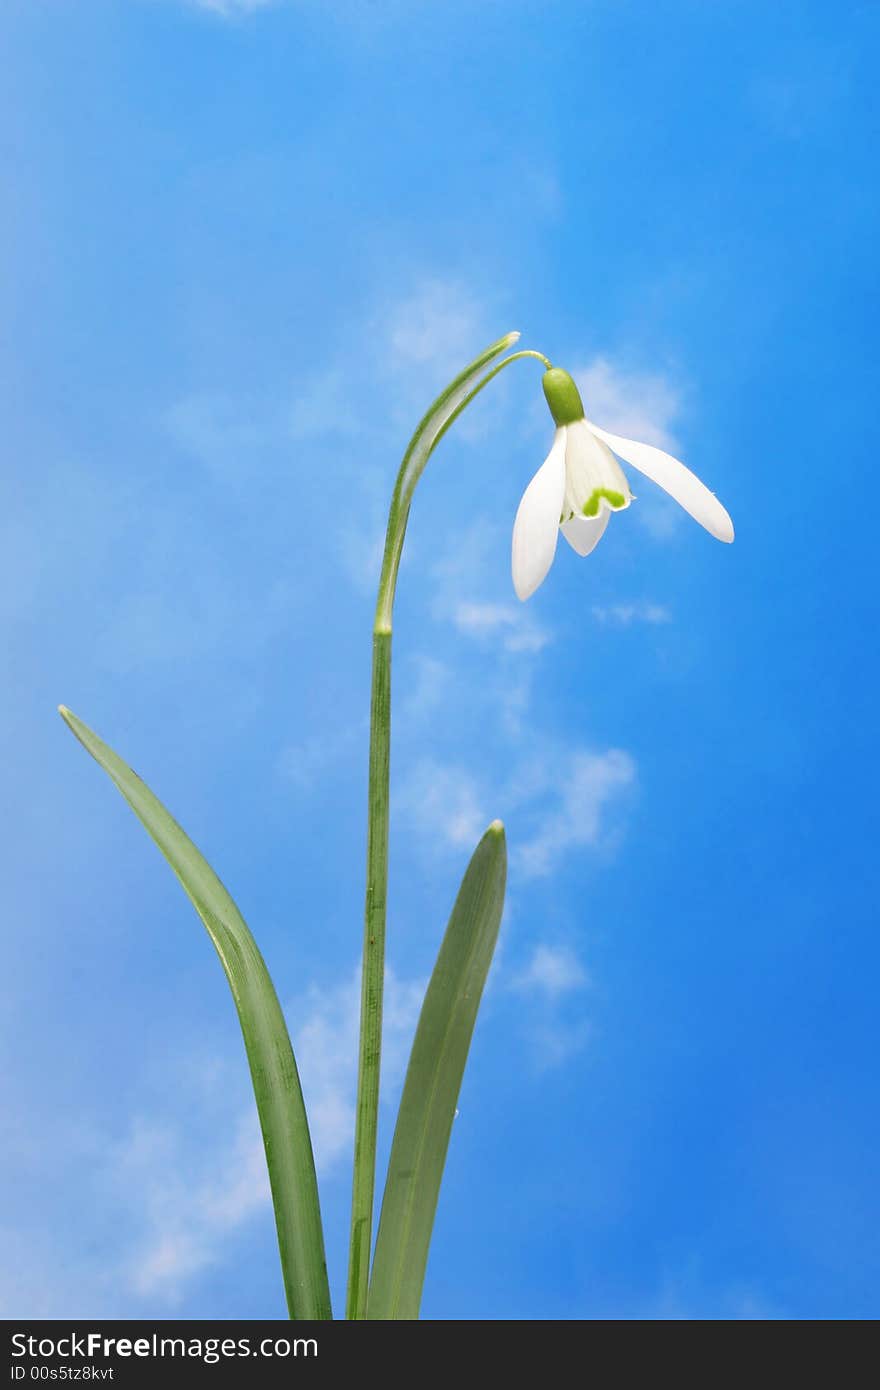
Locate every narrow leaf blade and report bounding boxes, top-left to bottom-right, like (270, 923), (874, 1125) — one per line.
(367, 820), (507, 1320)
(397, 331), (520, 510)
(58, 706), (332, 1321)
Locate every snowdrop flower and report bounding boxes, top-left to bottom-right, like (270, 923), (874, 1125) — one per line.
(512, 367), (734, 600)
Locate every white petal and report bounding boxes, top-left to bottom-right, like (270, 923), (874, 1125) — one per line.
(561, 509), (611, 557)
(585, 421), (734, 543)
(563, 419), (632, 520)
(512, 428), (567, 601)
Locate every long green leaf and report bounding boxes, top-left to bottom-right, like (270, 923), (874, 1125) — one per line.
(367, 820), (507, 1320)
(58, 706), (332, 1321)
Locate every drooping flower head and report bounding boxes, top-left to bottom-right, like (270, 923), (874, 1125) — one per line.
(512, 367), (734, 600)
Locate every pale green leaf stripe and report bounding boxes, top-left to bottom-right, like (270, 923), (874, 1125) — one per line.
(367, 821), (507, 1320)
(58, 706), (332, 1321)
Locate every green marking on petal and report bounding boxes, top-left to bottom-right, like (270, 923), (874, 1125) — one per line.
(582, 488), (626, 517)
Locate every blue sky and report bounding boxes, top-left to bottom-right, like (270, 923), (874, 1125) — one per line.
(2, 0), (878, 1320)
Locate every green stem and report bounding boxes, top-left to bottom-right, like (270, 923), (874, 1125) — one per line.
(346, 624), (391, 1318)
(345, 339), (548, 1320)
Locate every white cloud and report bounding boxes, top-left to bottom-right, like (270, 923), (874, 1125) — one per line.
(430, 517), (498, 589)
(635, 494), (686, 541)
(451, 600), (551, 654)
(337, 520), (386, 592)
(452, 600), (516, 637)
(396, 759), (487, 850)
(527, 1019), (592, 1071)
(598, 1272), (784, 1321)
(385, 279), (487, 378)
(164, 391), (270, 480)
(0, 959), (428, 1313)
(293, 966), (425, 1174)
(398, 743), (636, 877)
(573, 357), (690, 541)
(99, 564), (297, 678)
(277, 719), (363, 790)
(400, 655), (452, 725)
(0, 1221), (122, 1319)
(574, 357), (682, 452)
(495, 667), (535, 739)
(293, 974), (361, 1173)
(190, 0), (277, 16)
(103, 962), (426, 1302)
(276, 277), (503, 598)
(513, 749), (636, 879)
(504, 625), (551, 655)
(510, 947), (592, 1073)
(377, 278), (509, 445)
(114, 1105), (270, 1301)
(426, 521), (554, 659)
(277, 734), (331, 789)
(512, 944), (589, 999)
(592, 601), (672, 627)
(289, 369), (362, 440)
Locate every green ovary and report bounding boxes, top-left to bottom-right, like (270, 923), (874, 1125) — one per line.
(582, 488), (626, 517)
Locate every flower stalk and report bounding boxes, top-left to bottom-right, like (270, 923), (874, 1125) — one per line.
(345, 335), (549, 1319)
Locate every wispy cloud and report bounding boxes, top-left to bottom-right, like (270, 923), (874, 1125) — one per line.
(594, 1271), (785, 1321)
(451, 600), (551, 654)
(592, 601), (672, 627)
(573, 356), (689, 541)
(574, 357), (682, 451)
(430, 517), (499, 589)
(277, 733), (331, 789)
(396, 758), (487, 850)
(512, 944), (589, 999)
(189, 0), (277, 16)
(100, 569), (296, 677)
(384, 279), (488, 379)
(336, 513), (387, 592)
(289, 369), (362, 441)
(427, 518), (554, 661)
(400, 654), (453, 725)
(102, 963), (425, 1303)
(0, 1222), (117, 1320)
(170, 275), (505, 605)
(375, 278), (511, 444)
(163, 391), (271, 479)
(512, 748), (636, 879)
(294, 966), (425, 1174)
(283, 276), (500, 594)
(509, 945), (592, 1071)
(115, 1106), (269, 1301)
(277, 718), (364, 790)
(398, 743), (636, 876)
(527, 1018), (592, 1071)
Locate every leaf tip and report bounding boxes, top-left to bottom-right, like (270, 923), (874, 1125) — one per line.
(486, 818), (505, 839)
(58, 703), (71, 721)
